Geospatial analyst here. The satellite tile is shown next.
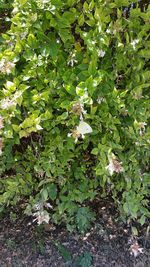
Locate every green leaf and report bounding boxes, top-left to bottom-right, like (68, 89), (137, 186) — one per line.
(139, 215), (146, 226)
(91, 148), (99, 155)
(47, 184), (57, 201)
(27, 34), (37, 48)
(131, 226), (138, 236)
(73, 252), (92, 267)
(41, 188), (48, 201)
(55, 242), (72, 262)
(18, 0), (27, 5)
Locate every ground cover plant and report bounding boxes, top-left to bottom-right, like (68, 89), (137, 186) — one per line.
(0, 0), (150, 232)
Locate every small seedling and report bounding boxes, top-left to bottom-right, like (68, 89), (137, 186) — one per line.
(6, 238), (16, 249)
(54, 242), (72, 262)
(73, 251), (93, 267)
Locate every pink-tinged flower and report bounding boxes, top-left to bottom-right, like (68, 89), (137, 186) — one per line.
(130, 242), (143, 257)
(0, 138), (3, 156)
(139, 122), (147, 136)
(0, 116), (4, 129)
(106, 156), (124, 176)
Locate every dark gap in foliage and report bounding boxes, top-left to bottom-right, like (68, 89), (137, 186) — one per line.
(12, 132), (43, 154)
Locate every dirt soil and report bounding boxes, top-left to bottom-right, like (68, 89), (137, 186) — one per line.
(0, 199), (150, 267)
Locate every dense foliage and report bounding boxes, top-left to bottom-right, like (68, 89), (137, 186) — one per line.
(0, 0), (149, 232)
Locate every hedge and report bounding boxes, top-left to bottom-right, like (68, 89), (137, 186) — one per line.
(0, 0), (149, 232)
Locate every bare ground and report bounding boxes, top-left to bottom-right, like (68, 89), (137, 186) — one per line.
(0, 200), (150, 267)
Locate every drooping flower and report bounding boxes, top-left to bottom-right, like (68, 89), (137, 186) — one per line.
(71, 102), (87, 119)
(0, 116), (4, 129)
(67, 52), (78, 67)
(32, 200), (50, 224)
(0, 138), (3, 156)
(139, 122), (147, 136)
(106, 155), (124, 176)
(33, 210), (50, 224)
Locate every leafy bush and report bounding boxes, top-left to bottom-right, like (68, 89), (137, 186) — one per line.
(0, 0), (149, 231)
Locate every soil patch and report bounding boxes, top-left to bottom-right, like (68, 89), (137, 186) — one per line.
(0, 200), (150, 267)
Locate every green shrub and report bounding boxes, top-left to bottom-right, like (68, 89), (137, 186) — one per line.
(0, 0), (149, 231)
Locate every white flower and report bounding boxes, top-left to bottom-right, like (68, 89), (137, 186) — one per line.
(131, 39), (139, 50)
(68, 121), (93, 143)
(106, 155), (124, 176)
(106, 28), (111, 34)
(98, 50), (105, 58)
(33, 202), (43, 211)
(77, 121), (92, 135)
(139, 122), (147, 136)
(0, 138), (3, 156)
(67, 52), (78, 67)
(0, 116), (4, 129)
(33, 210), (50, 224)
(0, 98), (15, 110)
(97, 96), (105, 104)
(0, 98), (15, 109)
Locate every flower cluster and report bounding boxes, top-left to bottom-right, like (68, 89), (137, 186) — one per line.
(33, 201), (52, 224)
(71, 102), (87, 119)
(0, 58), (15, 75)
(33, 210), (50, 224)
(0, 98), (15, 110)
(67, 52), (78, 67)
(106, 155), (124, 176)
